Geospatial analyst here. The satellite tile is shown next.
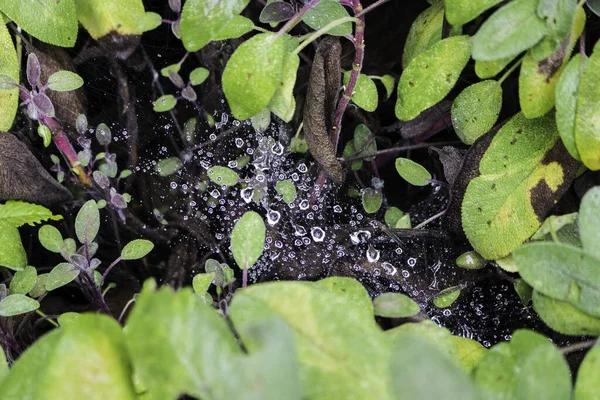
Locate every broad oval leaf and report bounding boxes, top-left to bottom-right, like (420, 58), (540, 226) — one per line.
(451, 80), (502, 145)
(153, 94), (177, 112)
(402, 2), (444, 69)
(75, 200), (100, 244)
(0, 294), (39, 317)
(231, 211), (266, 270)
(0, 24), (19, 131)
(259, 1), (296, 24)
(0, 314), (136, 399)
(75, 0), (150, 38)
(373, 292), (420, 318)
(155, 157), (183, 177)
(302, 0), (352, 36)
(180, 0), (250, 52)
(396, 35), (472, 121)
(361, 188), (382, 214)
(556, 54), (585, 160)
(38, 225), (64, 253)
(222, 33), (287, 120)
(472, 0), (547, 61)
(189, 67), (209, 86)
(462, 112), (579, 259)
(47, 71), (83, 92)
(579, 186), (600, 260)
(0, 0), (78, 47)
(46, 262), (79, 291)
(207, 165), (239, 187)
(0, 221), (26, 271)
(212, 15), (253, 41)
(519, 51), (565, 119)
(475, 56), (517, 79)
(9, 266), (37, 295)
(121, 239), (154, 260)
(433, 287), (461, 308)
(268, 38), (300, 122)
(395, 158), (431, 186)
(532, 290), (600, 336)
(574, 341), (600, 399)
(192, 272), (215, 296)
(445, 0), (503, 26)
(384, 207), (403, 228)
(574, 44), (600, 170)
(344, 72), (378, 112)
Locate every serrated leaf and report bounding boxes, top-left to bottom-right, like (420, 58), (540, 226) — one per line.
(0, 0), (77, 47)
(45, 262), (79, 291)
(556, 54), (585, 160)
(445, 0), (503, 26)
(574, 341), (600, 399)
(0, 201), (62, 227)
(231, 211), (265, 270)
(153, 95), (177, 112)
(462, 112), (579, 259)
(451, 80), (502, 144)
(189, 67), (209, 86)
(373, 292), (420, 318)
(121, 239), (154, 260)
(344, 72), (378, 112)
(574, 44), (600, 170)
(302, 0), (352, 36)
(532, 290), (600, 336)
(9, 266), (37, 295)
(275, 180), (296, 204)
(0, 294), (39, 317)
(402, 2), (444, 69)
(207, 166), (239, 187)
(0, 24), (18, 131)
(155, 157), (183, 177)
(396, 36), (472, 121)
(222, 33), (287, 120)
(361, 188), (382, 214)
(180, 0), (250, 52)
(47, 71), (83, 92)
(75, 0), (153, 38)
(75, 200), (100, 244)
(0, 221), (26, 271)
(395, 158), (431, 186)
(472, 0), (547, 61)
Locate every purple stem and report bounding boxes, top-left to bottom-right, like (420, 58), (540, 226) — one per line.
(102, 256), (123, 284)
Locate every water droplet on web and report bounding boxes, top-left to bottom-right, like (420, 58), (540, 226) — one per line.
(210, 189), (220, 198)
(299, 199), (309, 210)
(297, 163), (308, 173)
(294, 225), (307, 236)
(209, 133), (217, 140)
(267, 210), (281, 225)
(310, 227), (325, 242)
(366, 245), (380, 262)
(407, 257), (416, 267)
(271, 141), (284, 155)
(333, 205), (342, 213)
(382, 262), (397, 276)
(442, 309), (452, 316)
(228, 160), (238, 168)
(235, 138), (244, 148)
(401, 270), (409, 278)
(170, 182), (177, 189)
(350, 230), (371, 245)
(302, 237), (311, 245)
(240, 187), (253, 203)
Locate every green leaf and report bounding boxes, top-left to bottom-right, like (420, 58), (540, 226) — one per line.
(28, 273), (48, 298)
(189, 67), (209, 86)
(212, 15), (254, 41)
(180, 0), (250, 52)
(38, 225), (64, 253)
(353, 124), (377, 160)
(380, 74), (395, 99)
(0, 346), (7, 384)
(47, 71), (84, 92)
(222, 32), (287, 120)
(275, 180), (297, 204)
(124, 283), (242, 400)
(531, 212), (578, 241)
(579, 186), (600, 259)
(395, 158), (431, 186)
(343, 141), (363, 170)
(153, 94), (177, 112)
(135, 11), (162, 32)
(75, 200), (100, 244)
(0, 200), (62, 227)
(0, 314), (136, 399)
(575, 44), (600, 170)
(589, 0), (600, 16)
(391, 333), (479, 400)
(455, 251), (486, 270)
(74, 0), (150, 38)
(155, 157), (183, 176)
(451, 80), (502, 144)
(519, 52), (564, 118)
(402, 2), (444, 69)
(556, 54), (585, 160)
(121, 239), (154, 260)
(396, 36), (472, 121)
(231, 211), (265, 269)
(0, 221), (26, 271)
(160, 63), (180, 78)
(475, 56), (517, 79)
(0, 294), (39, 317)
(269, 41), (299, 122)
(344, 72), (377, 112)
(9, 266), (37, 295)
(361, 188), (383, 214)
(192, 273), (214, 296)
(532, 290), (600, 336)
(433, 287), (461, 308)
(229, 278), (393, 399)
(207, 165), (240, 187)
(302, 0), (352, 36)
(395, 214), (412, 228)
(462, 112), (578, 259)
(472, 0), (547, 61)
(537, 0), (577, 45)
(57, 312), (80, 327)
(474, 329), (571, 400)
(445, 0), (503, 26)
(37, 124), (51, 147)
(0, 24), (18, 131)
(45, 262), (79, 291)
(0, 0), (77, 47)
(574, 342), (600, 399)
(384, 207), (403, 228)
(373, 292), (420, 318)
(515, 279), (533, 304)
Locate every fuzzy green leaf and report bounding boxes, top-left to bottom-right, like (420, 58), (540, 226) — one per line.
(207, 166), (239, 187)
(153, 95), (177, 112)
(445, 0), (503, 26)
(0, 221), (26, 271)
(47, 71), (84, 92)
(395, 158), (431, 186)
(344, 72), (378, 112)
(451, 80), (502, 144)
(455, 251), (486, 270)
(121, 239), (154, 260)
(361, 188), (383, 214)
(38, 225), (64, 253)
(353, 124), (377, 161)
(268, 36), (299, 122)
(556, 55), (585, 160)
(475, 56), (517, 79)
(578, 186), (600, 259)
(380, 75), (395, 99)
(155, 157), (183, 177)
(192, 273), (215, 296)
(0, 24), (18, 131)
(532, 290), (600, 336)
(373, 293), (420, 318)
(575, 44), (600, 170)
(396, 36), (471, 121)
(519, 52), (564, 118)
(45, 263), (79, 291)
(189, 67), (209, 86)
(402, 2), (444, 69)
(384, 207), (403, 228)
(574, 341), (600, 399)
(75, 200), (100, 245)
(433, 287), (461, 308)
(9, 266), (37, 295)
(75, 0), (150, 38)
(302, 0), (352, 36)
(275, 180), (297, 204)
(0, 294), (39, 317)
(231, 211), (265, 270)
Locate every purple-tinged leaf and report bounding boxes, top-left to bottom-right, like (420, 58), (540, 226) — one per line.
(110, 189), (127, 209)
(93, 171), (110, 189)
(95, 123), (112, 146)
(69, 254), (89, 270)
(171, 19), (181, 39)
(260, 1), (296, 23)
(168, 70), (185, 88)
(76, 114), (88, 135)
(169, 0), (181, 13)
(89, 258), (101, 270)
(77, 136), (92, 149)
(32, 93), (55, 118)
(181, 86), (197, 101)
(27, 53), (41, 89)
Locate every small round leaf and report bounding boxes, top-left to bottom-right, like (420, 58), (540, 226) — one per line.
(395, 158), (431, 186)
(231, 211), (266, 270)
(121, 239), (154, 260)
(9, 266), (37, 295)
(451, 80), (502, 145)
(189, 67), (209, 86)
(153, 95), (177, 112)
(207, 166), (239, 187)
(344, 72), (378, 112)
(38, 225), (64, 253)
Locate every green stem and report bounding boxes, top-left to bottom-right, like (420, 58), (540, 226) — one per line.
(36, 309), (59, 327)
(498, 56), (524, 85)
(293, 17), (359, 55)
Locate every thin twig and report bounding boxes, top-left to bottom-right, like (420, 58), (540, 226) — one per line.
(560, 339), (597, 355)
(342, 140), (461, 162)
